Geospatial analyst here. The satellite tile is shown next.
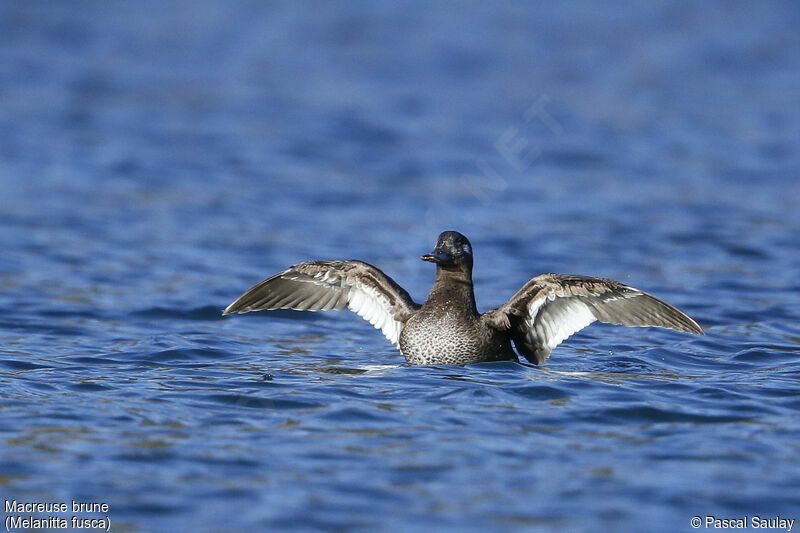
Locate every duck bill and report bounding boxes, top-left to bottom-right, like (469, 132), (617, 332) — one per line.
(421, 248), (451, 264)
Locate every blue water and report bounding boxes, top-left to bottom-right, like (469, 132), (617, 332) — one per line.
(2, 1), (799, 531)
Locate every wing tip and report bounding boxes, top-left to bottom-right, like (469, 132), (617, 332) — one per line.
(682, 316), (705, 335)
(221, 304), (239, 316)
(222, 300), (253, 316)
(657, 300), (704, 335)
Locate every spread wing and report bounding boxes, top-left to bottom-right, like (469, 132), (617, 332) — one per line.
(222, 260), (420, 347)
(483, 273), (703, 364)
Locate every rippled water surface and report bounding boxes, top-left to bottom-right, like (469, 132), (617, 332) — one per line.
(2, 2), (799, 531)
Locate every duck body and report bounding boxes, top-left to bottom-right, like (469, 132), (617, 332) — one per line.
(400, 278), (516, 366)
(224, 231), (703, 366)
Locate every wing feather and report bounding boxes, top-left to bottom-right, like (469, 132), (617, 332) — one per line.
(485, 273), (703, 364)
(223, 260), (419, 347)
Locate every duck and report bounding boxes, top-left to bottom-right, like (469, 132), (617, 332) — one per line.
(223, 231), (703, 366)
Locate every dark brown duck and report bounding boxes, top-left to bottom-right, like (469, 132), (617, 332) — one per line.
(223, 231), (703, 366)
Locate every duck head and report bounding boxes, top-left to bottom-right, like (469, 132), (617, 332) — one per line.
(421, 231), (474, 276)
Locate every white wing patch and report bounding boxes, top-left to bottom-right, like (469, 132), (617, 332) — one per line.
(525, 291), (597, 353)
(346, 282), (403, 347)
(278, 269), (405, 347)
(498, 273), (703, 363)
(224, 260), (419, 352)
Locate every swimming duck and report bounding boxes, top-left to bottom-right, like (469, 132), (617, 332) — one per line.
(223, 231), (703, 366)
